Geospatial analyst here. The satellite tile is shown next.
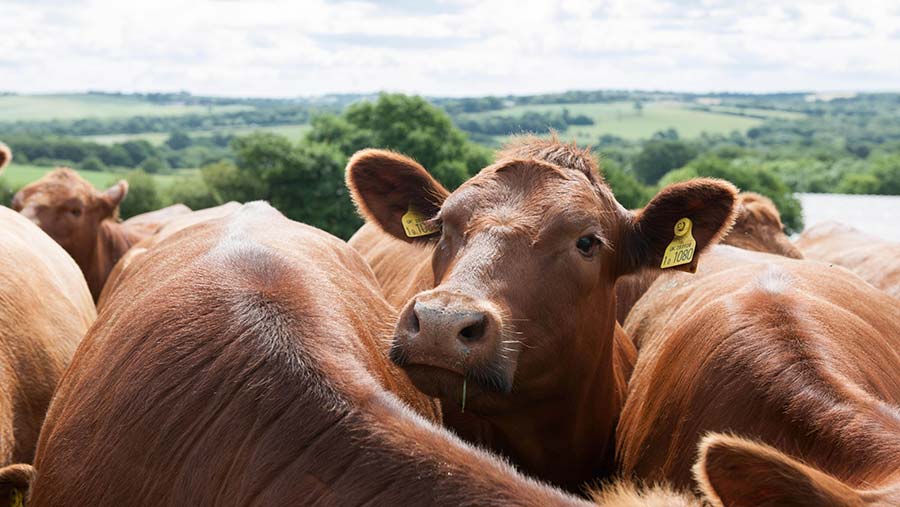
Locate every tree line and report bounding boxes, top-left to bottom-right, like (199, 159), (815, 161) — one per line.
(3, 91), (900, 240)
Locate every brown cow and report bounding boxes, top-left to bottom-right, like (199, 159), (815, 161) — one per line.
(346, 137), (738, 490)
(7, 201), (699, 507)
(796, 221), (900, 299)
(96, 201), (243, 309)
(720, 192), (802, 259)
(616, 247), (900, 504)
(120, 202), (192, 236)
(0, 205), (95, 469)
(11, 168), (143, 301)
(615, 191), (802, 324)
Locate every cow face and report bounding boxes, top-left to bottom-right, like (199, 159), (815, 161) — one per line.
(347, 140), (737, 411)
(12, 168), (127, 258)
(723, 193), (802, 259)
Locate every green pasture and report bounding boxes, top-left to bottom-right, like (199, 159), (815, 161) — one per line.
(459, 101), (774, 143)
(80, 123), (312, 146)
(0, 94), (252, 122)
(0, 163), (195, 190)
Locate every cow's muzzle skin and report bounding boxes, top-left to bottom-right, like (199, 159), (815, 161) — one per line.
(391, 291), (513, 396)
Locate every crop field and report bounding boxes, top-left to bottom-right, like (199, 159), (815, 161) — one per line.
(80, 123), (312, 146)
(458, 101), (774, 143)
(0, 163), (196, 190)
(0, 94), (252, 122)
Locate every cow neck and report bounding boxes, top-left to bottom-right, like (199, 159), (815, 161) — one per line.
(445, 299), (636, 489)
(351, 390), (589, 506)
(84, 219), (142, 300)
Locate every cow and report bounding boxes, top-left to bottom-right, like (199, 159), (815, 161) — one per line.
(3, 201), (703, 507)
(0, 205), (95, 472)
(120, 203), (192, 237)
(796, 221), (900, 299)
(616, 247), (900, 504)
(616, 191), (802, 324)
(345, 137), (739, 490)
(11, 168), (147, 301)
(718, 192), (801, 259)
(96, 201), (243, 309)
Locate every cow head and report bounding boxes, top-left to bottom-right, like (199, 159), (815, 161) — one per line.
(12, 168), (128, 259)
(347, 138), (737, 411)
(722, 192), (802, 259)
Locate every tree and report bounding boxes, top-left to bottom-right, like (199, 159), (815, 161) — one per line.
(163, 175), (222, 209)
(338, 93), (491, 188)
(117, 170), (161, 219)
(870, 154), (900, 194)
(837, 173), (880, 194)
(659, 155), (803, 233)
(211, 133), (360, 238)
(165, 131), (192, 150)
(633, 139), (698, 184)
(599, 158), (651, 210)
(140, 157), (168, 173)
(120, 140), (155, 166)
(80, 156), (107, 172)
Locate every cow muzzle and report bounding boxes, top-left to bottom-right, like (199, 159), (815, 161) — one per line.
(391, 290), (513, 396)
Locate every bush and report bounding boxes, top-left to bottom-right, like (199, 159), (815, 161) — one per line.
(163, 175), (222, 209)
(117, 170), (162, 219)
(140, 157), (168, 174)
(80, 155), (107, 172)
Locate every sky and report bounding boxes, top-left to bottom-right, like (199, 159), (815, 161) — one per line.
(2, 0), (900, 98)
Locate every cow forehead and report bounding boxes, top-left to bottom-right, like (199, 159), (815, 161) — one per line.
(22, 174), (95, 204)
(443, 162), (612, 234)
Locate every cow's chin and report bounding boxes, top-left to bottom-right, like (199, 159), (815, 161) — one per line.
(401, 362), (514, 410)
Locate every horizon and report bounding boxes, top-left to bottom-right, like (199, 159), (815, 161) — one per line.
(1, 88), (895, 100)
(4, 0), (900, 98)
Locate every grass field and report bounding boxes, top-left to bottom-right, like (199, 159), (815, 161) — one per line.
(80, 123), (312, 146)
(0, 163), (195, 190)
(0, 94), (252, 122)
(458, 101), (774, 143)
(692, 105), (806, 120)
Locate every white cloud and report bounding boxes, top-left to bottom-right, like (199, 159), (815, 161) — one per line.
(0, 0), (898, 96)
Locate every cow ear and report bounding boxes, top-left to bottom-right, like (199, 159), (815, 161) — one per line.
(618, 178), (737, 276)
(102, 180), (129, 211)
(695, 433), (862, 507)
(346, 149), (449, 243)
(0, 463), (34, 507)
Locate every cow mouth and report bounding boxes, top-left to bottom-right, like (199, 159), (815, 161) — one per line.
(399, 361), (513, 404)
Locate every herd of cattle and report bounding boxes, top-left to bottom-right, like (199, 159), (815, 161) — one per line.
(0, 138), (897, 506)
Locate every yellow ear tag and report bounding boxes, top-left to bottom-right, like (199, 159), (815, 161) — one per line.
(661, 218), (696, 269)
(401, 205), (439, 238)
(9, 488), (23, 507)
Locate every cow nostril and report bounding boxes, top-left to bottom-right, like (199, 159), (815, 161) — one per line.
(407, 306), (421, 334)
(458, 315), (487, 343)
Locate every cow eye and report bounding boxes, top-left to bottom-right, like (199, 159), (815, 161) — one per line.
(575, 235), (600, 256)
(70, 208), (82, 217)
